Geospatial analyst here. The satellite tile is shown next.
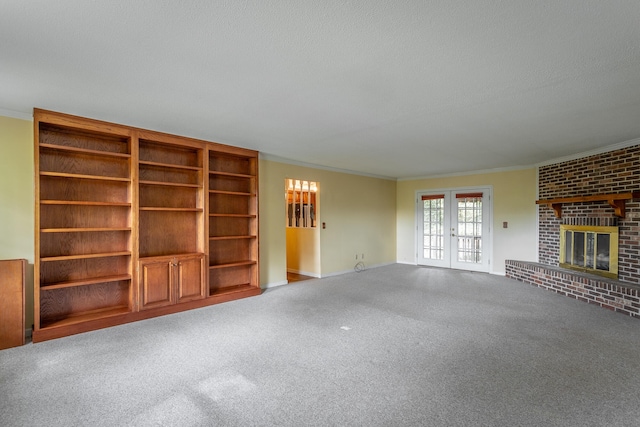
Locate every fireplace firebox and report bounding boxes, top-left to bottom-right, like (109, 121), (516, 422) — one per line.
(559, 225), (618, 279)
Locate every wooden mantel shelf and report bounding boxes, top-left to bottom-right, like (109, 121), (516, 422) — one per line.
(536, 192), (640, 218)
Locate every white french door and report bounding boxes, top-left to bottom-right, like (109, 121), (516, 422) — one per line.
(417, 188), (491, 272)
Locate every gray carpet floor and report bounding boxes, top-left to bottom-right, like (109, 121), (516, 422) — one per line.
(2, 264), (640, 426)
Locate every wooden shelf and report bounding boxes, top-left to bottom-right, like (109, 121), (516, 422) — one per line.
(209, 190), (253, 196)
(40, 305), (130, 329)
(209, 284), (256, 297)
(209, 170), (254, 179)
(40, 200), (131, 207)
(40, 171), (131, 182)
(139, 160), (202, 171)
(209, 235), (256, 241)
(40, 143), (131, 158)
(40, 227), (131, 233)
(40, 251), (131, 262)
(140, 207), (203, 212)
(139, 180), (201, 188)
(209, 260), (257, 269)
(536, 192), (640, 218)
(139, 253), (204, 262)
(209, 213), (256, 218)
(41, 274), (132, 291)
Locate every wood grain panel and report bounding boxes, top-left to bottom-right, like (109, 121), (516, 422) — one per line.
(40, 204), (130, 229)
(40, 281), (130, 324)
(139, 185), (198, 209)
(40, 230), (131, 258)
(40, 149), (130, 178)
(0, 259), (25, 349)
(209, 155), (254, 175)
(139, 140), (201, 167)
(39, 257), (131, 285)
(177, 255), (206, 303)
(39, 124), (130, 154)
(210, 216), (251, 237)
(139, 211), (199, 257)
(209, 265), (252, 291)
(209, 239), (251, 265)
(139, 164), (200, 185)
(209, 193), (251, 215)
(209, 175), (251, 193)
(139, 260), (172, 310)
(40, 175), (130, 204)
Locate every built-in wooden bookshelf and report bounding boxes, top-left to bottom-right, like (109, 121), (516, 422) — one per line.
(208, 151), (259, 296)
(138, 137), (206, 309)
(33, 109), (260, 342)
(35, 113), (134, 335)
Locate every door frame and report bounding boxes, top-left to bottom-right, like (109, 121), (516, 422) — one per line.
(285, 178), (322, 279)
(415, 186), (493, 273)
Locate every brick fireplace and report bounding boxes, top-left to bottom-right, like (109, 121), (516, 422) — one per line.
(506, 143), (640, 318)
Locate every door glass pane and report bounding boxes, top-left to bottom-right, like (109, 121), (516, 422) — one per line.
(456, 196), (482, 263)
(423, 198), (444, 260)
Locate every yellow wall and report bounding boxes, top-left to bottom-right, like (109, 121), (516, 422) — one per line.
(0, 116), (34, 327)
(259, 158), (397, 286)
(396, 168), (538, 274)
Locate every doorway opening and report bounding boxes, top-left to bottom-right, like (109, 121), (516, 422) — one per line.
(285, 179), (320, 283)
(417, 187), (492, 272)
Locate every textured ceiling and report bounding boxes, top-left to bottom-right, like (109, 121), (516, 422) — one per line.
(2, 1), (640, 179)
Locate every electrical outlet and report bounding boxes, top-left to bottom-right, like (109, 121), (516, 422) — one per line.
(362, 253), (364, 259)
(355, 254), (358, 260)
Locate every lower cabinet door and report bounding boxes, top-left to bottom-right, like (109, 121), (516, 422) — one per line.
(176, 255), (206, 303)
(139, 255), (206, 311)
(139, 259), (174, 310)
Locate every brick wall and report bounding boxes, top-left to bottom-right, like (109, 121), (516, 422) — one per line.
(538, 144), (640, 284)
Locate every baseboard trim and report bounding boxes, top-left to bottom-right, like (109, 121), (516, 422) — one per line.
(286, 269), (320, 278)
(265, 263), (397, 286)
(322, 262), (396, 278)
(400, 260), (505, 276)
(262, 280), (289, 289)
